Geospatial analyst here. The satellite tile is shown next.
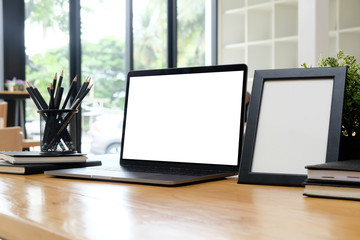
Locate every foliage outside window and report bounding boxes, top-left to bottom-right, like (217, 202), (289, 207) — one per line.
(133, 0), (167, 70)
(177, 0), (206, 67)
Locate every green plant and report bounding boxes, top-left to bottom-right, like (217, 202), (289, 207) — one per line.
(303, 50), (360, 137)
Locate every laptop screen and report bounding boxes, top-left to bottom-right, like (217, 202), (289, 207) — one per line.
(121, 64), (247, 167)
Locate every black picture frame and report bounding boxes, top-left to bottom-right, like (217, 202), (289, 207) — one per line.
(238, 67), (347, 186)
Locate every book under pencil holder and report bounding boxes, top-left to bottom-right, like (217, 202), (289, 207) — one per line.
(38, 109), (78, 153)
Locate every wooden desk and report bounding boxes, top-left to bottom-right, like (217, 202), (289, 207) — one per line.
(0, 168), (360, 239)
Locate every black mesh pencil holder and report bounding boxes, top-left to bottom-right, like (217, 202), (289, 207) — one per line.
(38, 109), (78, 153)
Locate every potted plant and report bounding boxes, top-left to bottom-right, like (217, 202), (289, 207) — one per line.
(5, 77), (25, 91)
(303, 50), (360, 160)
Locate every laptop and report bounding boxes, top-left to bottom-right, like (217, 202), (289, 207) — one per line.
(45, 64), (248, 185)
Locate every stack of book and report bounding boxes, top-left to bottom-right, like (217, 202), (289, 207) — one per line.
(304, 160), (360, 201)
(0, 151), (101, 174)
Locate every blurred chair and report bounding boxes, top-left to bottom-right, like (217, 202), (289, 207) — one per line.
(0, 127), (23, 151)
(0, 101), (40, 150)
(0, 101), (8, 128)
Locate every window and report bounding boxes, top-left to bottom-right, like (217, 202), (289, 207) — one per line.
(177, 0), (207, 67)
(24, 0), (70, 142)
(133, 0), (167, 70)
(80, 0), (126, 154)
(22, 0), (216, 154)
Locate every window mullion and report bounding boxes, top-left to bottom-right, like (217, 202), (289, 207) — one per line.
(167, 0), (177, 68)
(125, 0), (134, 73)
(69, 0), (82, 152)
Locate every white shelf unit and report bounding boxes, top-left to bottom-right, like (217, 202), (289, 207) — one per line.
(329, 0), (360, 60)
(218, 0), (298, 88)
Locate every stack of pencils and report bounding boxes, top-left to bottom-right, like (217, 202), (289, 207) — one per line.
(25, 72), (92, 152)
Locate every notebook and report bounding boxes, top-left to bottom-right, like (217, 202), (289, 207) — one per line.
(45, 64), (248, 185)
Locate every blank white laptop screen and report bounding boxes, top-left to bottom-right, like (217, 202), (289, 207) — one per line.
(122, 71), (244, 166)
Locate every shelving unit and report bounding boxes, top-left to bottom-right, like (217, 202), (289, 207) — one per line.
(218, 0), (360, 91)
(218, 0), (298, 87)
(329, 0), (360, 59)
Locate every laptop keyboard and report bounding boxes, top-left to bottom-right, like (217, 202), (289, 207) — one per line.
(104, 165), (226, 176)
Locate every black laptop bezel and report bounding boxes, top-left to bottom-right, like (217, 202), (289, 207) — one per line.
(120, 64), (248, 172)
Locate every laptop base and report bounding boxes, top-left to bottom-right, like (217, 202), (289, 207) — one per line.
(45, 166), (237, 186)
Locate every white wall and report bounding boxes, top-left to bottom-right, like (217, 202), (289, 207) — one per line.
(298, 0), (329, 66)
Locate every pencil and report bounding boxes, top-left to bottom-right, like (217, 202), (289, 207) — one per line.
(49, 73), (57, 109)
(49, 84), (55, 109)
(25, 82), (43, 112)
(52, 72), (57, 93)
(57, 70), (63, 90)
(54, 87), (64, 109)
(54, 70), (64, 109)
(32, 84), (49, 110)
(70, 84), (93, 109)
(73, 77), (90, 102)
(61, 76), (77, 110)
